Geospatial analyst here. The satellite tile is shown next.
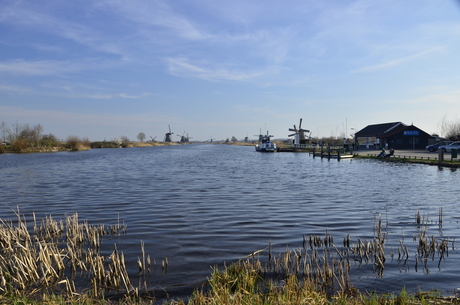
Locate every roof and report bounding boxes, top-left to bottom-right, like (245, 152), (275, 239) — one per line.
(356, 122), (432, 138)
(355, 122), (405, 137)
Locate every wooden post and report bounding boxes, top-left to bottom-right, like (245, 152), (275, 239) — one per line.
(439, 149), (444, 164)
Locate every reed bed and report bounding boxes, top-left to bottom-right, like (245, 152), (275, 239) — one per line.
(178, 208), (455, 305)
(251, 211), (452, 293)
(0, 207), (455, 304)
(0, 208), (162, 302)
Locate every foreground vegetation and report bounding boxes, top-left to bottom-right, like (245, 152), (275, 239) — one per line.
(1, 210), (459, 304)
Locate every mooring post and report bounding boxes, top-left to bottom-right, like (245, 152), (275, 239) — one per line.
(439, 149), (444, 164)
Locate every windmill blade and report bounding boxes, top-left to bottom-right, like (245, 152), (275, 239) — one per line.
(293, 125), (297, 131)
(288, 133), (296, 137)
(299, 118), (303, 129)
(288, 128), (297, 132)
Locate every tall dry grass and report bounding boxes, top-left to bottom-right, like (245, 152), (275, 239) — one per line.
(0, 209), (156, 301)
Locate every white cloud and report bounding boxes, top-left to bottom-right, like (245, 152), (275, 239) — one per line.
(0, 59), (87, 76)
(96, 0), (212, 41)
(166, 57), (266, 81)
(353, 47), (445, 73)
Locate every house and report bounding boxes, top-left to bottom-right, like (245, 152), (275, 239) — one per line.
(355, 122), (432, 150)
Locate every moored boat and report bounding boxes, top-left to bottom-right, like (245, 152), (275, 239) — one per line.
(255, 132), (277, 152)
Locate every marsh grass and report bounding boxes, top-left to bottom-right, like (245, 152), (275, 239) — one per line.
(170, 211), (457, 305)
(168, 259), (455, 305)
(1, 209), (458, 305)
(0, 208), (160, 302)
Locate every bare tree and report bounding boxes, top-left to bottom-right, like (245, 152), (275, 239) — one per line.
(439, 115), (460, 140)
(137, 132), (146, 142)
(32, 124), (44, 147)
(0, 122), (10, 143)
(120, 136), (130, 147)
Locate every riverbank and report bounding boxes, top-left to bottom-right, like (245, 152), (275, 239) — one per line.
(0, 141), (180, 153)
(3, 260), (459, 305)
(353, 149), (460, 168)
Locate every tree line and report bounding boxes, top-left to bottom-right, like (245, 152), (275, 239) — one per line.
(0, 122), (92, 153)
(0, 122), (156, 153)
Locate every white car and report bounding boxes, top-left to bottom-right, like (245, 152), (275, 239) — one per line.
(439, 142), (460, 152)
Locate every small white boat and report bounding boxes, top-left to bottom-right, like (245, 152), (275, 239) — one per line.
(255, 132), (277, 152)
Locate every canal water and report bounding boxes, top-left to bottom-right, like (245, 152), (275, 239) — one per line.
(1, 144), (459, 300)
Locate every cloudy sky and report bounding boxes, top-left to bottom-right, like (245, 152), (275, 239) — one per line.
(1, 0), (460, 141)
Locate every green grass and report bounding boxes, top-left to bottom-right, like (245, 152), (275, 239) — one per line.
(165, 260), (458, 305)
(354, 154), (460, 168)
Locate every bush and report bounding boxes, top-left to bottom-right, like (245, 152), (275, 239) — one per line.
(11, 137), (28, 152)
(66, 135), (80, 151)
(41, 134), (60, 147)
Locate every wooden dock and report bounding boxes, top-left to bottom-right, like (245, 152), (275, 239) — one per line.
(277, 145), (354, 160)
(311, 152), (353, 160)
(277, 147), (310, 152)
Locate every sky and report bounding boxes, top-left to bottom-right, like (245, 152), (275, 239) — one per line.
(1, 0), (460, 142)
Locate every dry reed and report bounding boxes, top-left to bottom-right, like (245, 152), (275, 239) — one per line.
(0, 208), (156, 301)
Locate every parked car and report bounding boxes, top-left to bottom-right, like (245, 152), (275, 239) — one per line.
(425, 141), (453, 152)
(439, 142), (460, 152)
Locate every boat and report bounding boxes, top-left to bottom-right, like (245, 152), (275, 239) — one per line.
(255, 132), (277, 152)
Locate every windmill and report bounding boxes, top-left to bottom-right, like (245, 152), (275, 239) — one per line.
(150, 136), (157, 142)
(177, 132), (192, 144)
(185, 133), (193, 143)
(177, 131), (188, 144)
(254, 129), (264, 142)
(164, 125), (174, 142)
(288, 118), (310, 145)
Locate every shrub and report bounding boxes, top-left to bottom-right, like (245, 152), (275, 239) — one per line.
(11, 137), (28, 152)
(66, 135), (80, 151)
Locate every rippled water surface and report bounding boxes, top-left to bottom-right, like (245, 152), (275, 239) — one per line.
(1, 144), (460, 300)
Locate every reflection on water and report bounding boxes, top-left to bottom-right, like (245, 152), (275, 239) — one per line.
(1, 144), (460, 300)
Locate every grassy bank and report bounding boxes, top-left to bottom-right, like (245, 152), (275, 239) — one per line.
(2, 260), (457, 305)
(354, 154), (460, 168)
(0, 141), (180, 153)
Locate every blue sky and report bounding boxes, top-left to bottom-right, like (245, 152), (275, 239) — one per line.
(1, 0), (460, 142)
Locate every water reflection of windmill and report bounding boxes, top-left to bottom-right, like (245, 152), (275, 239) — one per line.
(288, 118), (310, 146)
(164, 125), (174, 142)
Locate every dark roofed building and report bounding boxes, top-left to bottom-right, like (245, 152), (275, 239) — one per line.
(355, 122), (432, 150)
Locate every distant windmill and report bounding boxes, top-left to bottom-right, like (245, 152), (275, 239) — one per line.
(177, 131), (188, 144)
(164, 125), (174, 142)
(254, 129), (264, 142)
(288, 118), (310, 145)
(150, 136), (157, 142)
(185, 133), (193, 143)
